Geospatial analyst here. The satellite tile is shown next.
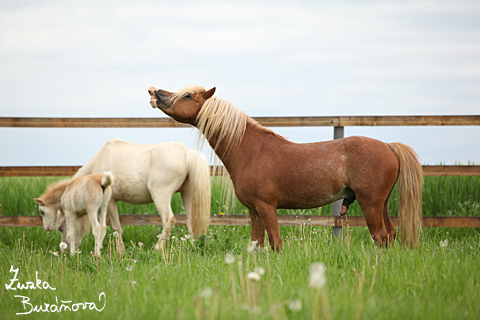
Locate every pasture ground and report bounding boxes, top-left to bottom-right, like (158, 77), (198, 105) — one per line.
(0, 176), (479, 319)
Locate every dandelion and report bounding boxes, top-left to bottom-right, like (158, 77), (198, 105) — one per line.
(130, 240), (135, 247)
(309, 262), (326, 289)
(440, 239), (448, 248)
(171, 236), (176, 241)
(199, 287), (213, 298)
(180, 237), (186, 242)
(185, 234), (191, 240)
(113, 231), (119, 238)
(51, 251), (59, 257)
(219, 212), (224, 216)
(126, 266), (133, 272)
(59, 242), (68, 251)
(247, 240), (258, 253)
(288, 300), (303, 312)
(130, 280), (137, 287)
(225, 253), (235, 265)
(138, 242), (144, 249)
(247, 271), (261, 282)
(75, 249), (81, 254)
(255, 266), (265, 275)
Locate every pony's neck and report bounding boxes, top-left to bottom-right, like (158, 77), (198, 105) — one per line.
(205, 118), (282, 175)
(43, 179), (70, 205)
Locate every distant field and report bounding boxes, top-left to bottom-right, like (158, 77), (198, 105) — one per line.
(0, 176), (479, 319)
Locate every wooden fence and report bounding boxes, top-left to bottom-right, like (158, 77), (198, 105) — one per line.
(1, 115), (480, 228)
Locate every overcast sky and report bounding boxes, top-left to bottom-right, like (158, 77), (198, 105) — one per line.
(1, 0), (479, 166)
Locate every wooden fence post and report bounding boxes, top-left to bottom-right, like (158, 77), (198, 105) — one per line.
(332, 126), (344, 238)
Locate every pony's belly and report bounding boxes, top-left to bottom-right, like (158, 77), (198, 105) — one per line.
(112, 185), (153, 204)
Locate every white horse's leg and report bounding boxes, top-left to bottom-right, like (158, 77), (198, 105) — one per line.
(64, 209), (77, 255)
(107, 199), (125, 252)
(151, 191), (176, 251)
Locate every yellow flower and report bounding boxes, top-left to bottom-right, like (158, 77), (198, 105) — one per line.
(219, 212), (224, 216)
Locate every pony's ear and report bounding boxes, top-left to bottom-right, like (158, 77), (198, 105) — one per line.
(204, 87), (216, 100)
(34, 198), (44, 206)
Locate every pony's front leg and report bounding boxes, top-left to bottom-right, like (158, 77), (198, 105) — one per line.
(248, 209), (266, 247)
(256, 203), (283, 251)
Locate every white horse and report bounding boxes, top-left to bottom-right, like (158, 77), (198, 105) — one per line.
(35, 172), (114, 255)
(66, 138), (211, 251)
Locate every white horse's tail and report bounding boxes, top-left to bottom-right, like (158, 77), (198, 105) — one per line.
(185, 150), (211, 237)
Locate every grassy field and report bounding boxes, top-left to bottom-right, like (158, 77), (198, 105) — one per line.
(0, 176), (480, 319)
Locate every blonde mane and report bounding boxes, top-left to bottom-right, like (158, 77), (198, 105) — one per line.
(39, 178), (72, 204)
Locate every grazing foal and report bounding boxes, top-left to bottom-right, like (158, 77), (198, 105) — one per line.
(35, 172), (114, 255)
(148, 85), (423, 251)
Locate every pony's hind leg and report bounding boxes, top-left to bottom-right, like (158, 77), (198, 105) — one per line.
(383, 192), (397, 246)
(107, 199), (125, 252)
(356, 192), (389, 246)
(151, 192), (176, 251)
(64, 209), (77, 255)
(86, 206), (102, 256)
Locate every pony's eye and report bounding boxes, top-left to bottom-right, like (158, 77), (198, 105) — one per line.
(40, 210), (44, 216)
(184, 93), (192, 99)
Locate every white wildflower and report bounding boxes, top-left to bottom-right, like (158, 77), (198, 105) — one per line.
(113, 231), (119, 238)
(255, 266), (265, 275)
(171, 236), (176, 241)
(225, 253), (235, 265)
(59, 242), (68, 250)
(180, 237), (186, 242)
(309, 262), (326, 289)
(199, 287), (213, 298)
(75, 249), (81, 254)
(52, 251), (59, 257)
(185, 234), (191, 240)
(288, 300), (303, 312)
(247, 271), (261, 282)
(130, 240), (135, 247)
(440, 239), (448, 248)
(126, 266), (133, 272)
(130, 280), (137, 287)
(246, 240), (258, 253)
(138, 242), (144, 249)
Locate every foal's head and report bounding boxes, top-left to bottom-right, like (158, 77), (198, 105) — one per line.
(148, 86), (216, 125)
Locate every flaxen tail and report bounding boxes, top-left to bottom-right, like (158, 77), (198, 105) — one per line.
(185, 150), (211, 237)
(388, 143), (423, 248)
(101, 171), (114, 188)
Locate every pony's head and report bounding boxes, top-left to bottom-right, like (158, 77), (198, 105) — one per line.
(34, 197), (61, 232)
(148, 86), (216, 125)
(34, 179), (69, 232)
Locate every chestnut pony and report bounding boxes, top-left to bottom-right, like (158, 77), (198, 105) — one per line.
(148, 85), (423, 250)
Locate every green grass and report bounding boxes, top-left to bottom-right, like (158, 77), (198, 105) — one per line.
(0, 176), (480, 319)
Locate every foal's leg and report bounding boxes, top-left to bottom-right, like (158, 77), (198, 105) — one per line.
(64, 209), (77, 255)
(255, 203), (283, 251)
(107, 199), (125, 252)
(86, 205), (102, 256)
(97, 189), (110, 251)
(248, 209), (266, 247)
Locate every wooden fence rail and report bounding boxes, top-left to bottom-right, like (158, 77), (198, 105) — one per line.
(1, 215), (479, 228)
(1, 115), (479, 228)
(2, 165), (480, 177)
(1, 115), (480, 128)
